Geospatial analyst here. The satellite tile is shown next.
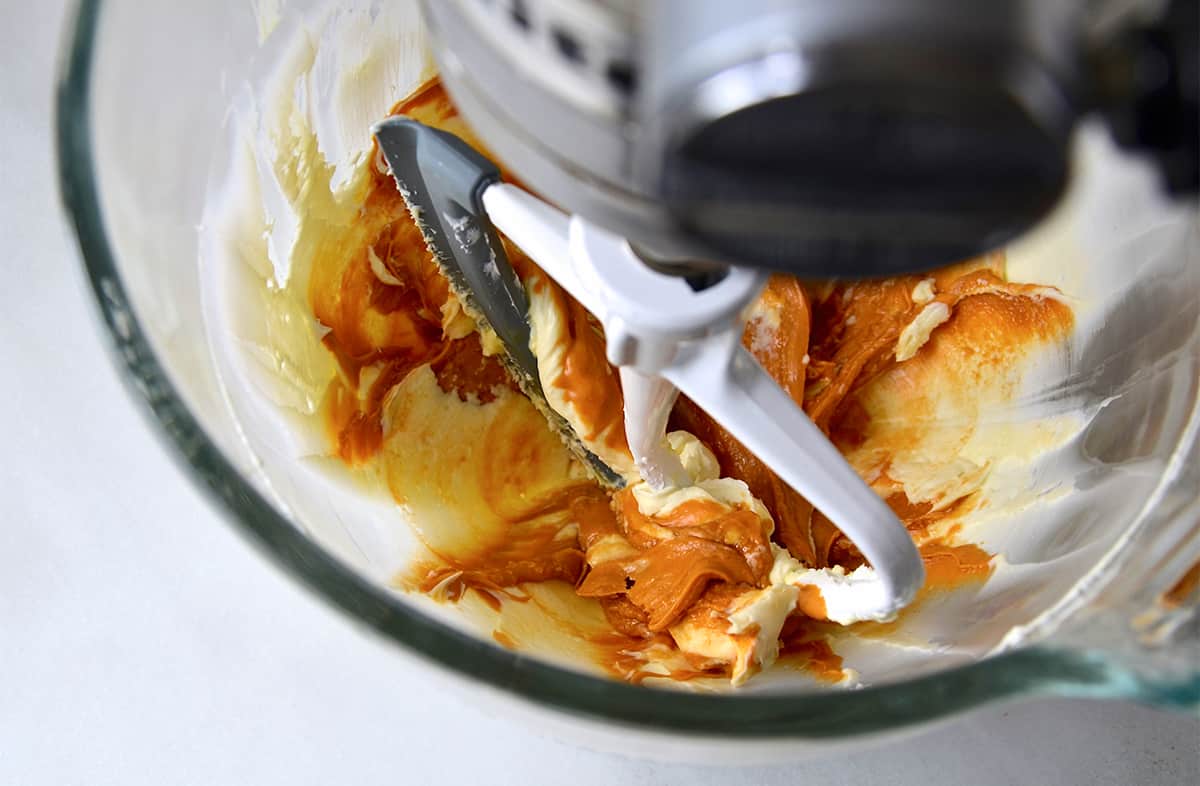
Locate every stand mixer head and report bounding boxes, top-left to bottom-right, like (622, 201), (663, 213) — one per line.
(420, 0), (1196, 278)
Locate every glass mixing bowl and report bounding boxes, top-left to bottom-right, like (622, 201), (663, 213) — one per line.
(57, 0), (1199, 748)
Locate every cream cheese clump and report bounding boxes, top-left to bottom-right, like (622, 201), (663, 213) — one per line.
(631, 432), (771, 524)
(896, 301), (951, 362)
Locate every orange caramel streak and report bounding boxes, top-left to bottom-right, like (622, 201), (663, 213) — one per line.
(408, 484), (603, 600)
(315, 81), (516, 465)
(576, 490), (771, 633)
(920, 541), (995, 589)
(1163, 560), (1200, 608)
(536, 275), (631, 453)
(778, 615), (847, 683)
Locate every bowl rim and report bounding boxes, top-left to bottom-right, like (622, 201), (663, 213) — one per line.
(53, 0), (1172, 737)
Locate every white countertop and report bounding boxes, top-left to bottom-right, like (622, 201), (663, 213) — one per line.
(2, 3), (1197, 783)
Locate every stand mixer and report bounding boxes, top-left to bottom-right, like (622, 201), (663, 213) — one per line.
(374, 0), (1196, 619)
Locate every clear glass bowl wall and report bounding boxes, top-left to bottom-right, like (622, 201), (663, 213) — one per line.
(57, 0), (1199, 740)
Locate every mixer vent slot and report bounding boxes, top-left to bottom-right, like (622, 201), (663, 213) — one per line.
(473, 0), (639, 100)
